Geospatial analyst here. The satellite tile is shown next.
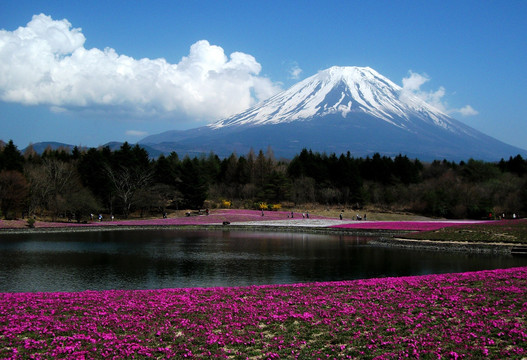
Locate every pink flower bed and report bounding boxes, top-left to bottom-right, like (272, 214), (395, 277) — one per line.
(1, 267), (525, 359)
(0, 212), (497, 232)
(331, 220), (492, 231)
(0, 210), (329, 229)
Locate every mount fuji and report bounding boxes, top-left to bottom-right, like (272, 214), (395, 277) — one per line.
(140, 66), (526, 160)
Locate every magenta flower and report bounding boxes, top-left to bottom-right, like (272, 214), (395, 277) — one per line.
(1, 267), (526, 358)
(0, 209), (332, 229)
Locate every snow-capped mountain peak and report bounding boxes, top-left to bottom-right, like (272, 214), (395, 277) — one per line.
(209, 66), (451, 130)
(140, 65), (526, 161)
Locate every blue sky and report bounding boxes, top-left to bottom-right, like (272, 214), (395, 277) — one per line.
(1, 0), (526, 151)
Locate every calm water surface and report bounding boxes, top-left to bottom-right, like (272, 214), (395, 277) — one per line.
(1, 229), (526, 292)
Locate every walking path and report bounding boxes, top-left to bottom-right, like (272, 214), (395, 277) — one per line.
(0, 209), (493, 232)
(230, 219), (345, 227)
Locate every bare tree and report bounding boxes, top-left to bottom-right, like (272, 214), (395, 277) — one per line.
(105, 165), (153, 218)
(26, 159), (75, 219)
(25, 159), (97, 220)
(290, 176), (316, 204)
(0, 170), (29, 219)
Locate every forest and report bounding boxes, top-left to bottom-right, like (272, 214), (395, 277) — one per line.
(0, 139), (526, 221)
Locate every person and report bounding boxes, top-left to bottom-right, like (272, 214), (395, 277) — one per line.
(98, 214), (103, 222)
(339, 213), (343, 220)
(306, 212), (309, 219)
(111, 214), (115, 221)
(261, 210), (264, 216)
(291, 211), (294, 218)
(364, 214), (367, 220)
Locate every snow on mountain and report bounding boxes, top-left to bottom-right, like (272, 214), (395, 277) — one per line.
(209, 66), (455, 133)
(140, 66), (526, 161)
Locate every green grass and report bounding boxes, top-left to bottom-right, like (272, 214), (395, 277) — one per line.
(402, 219), (527, 244)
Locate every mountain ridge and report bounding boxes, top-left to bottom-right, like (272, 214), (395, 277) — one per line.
(207, 66), (452, 131)
(140, 66), (526, 161)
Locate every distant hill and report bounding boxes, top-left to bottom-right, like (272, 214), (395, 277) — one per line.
(23, 142), (78, 154)
(20, 141), (164, 158)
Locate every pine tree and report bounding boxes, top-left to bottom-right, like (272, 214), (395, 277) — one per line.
(0, 140), (24, 172)
(179, 157), (208, 209)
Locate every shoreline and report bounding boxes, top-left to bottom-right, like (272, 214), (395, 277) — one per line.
(373, 237), (519, 254)
(1, 221), (522, 255)
(0, 222), (407, 238)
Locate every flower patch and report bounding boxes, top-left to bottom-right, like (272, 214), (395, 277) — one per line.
(1, 267), (526, 358)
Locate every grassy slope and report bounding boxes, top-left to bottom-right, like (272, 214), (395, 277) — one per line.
(402, 219), (527, 244)
(298, 206), (433, 221)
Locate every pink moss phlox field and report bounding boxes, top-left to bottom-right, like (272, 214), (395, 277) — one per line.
(1, 268), (526, 359)
(0, 210), (329, 229)
(331, 220), (491, 231)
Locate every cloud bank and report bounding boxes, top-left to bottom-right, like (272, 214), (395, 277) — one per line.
(125, 130), (148, 137)
(0, 14), (281, 122)
(401, 71), (478, 117)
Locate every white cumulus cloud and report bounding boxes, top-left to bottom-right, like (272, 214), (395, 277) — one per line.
(401, 71), (429, 92)
(401, 71), (478, 117)
(0, 14), (281, 122)
(456, 105), (479, 117)
(289, 64), (303, 80)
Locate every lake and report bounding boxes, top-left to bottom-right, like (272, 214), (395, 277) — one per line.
(1, 229), (526, 293)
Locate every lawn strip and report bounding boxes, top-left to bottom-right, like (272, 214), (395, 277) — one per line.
(401, 219), (527, 245)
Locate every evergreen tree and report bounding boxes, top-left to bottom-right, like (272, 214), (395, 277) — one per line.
(77, 147), (113, 208)
(499, 155), (527, 176)
(459, 159), (500, 183)
(246, 148), (256, 184)
(71, 146), (81, 160)
(360, 153), (393, 184)
(236, 156), (251, 184)
(393, 154), (422, 184)
(0, 140), (24, 172)
(203, 152), (221, 184)
(154, 153), (181, 185)
(179, 157), (208, 209)
(336, 153), (363, 203)
(220, 153), (239, 185)
(254, 150), (269, 189)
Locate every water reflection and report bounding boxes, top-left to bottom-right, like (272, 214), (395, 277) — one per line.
(0, 229), (525, 292)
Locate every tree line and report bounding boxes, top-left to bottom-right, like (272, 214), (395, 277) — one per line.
(0, 140), (526, 221)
